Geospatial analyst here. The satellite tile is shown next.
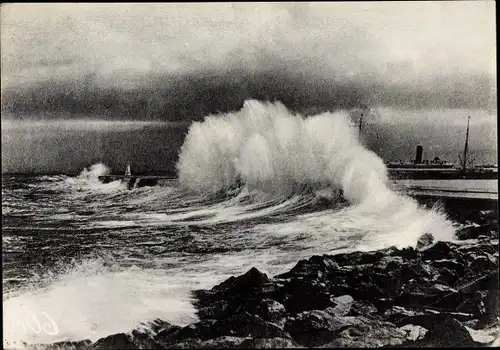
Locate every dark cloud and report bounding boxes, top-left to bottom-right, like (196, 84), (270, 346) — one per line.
(1, 2), (496, 120)
(1, 68), (495, 121)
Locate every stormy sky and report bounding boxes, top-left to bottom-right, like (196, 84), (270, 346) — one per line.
(1, 2), (497, 174)
(1, 2), (496, 120)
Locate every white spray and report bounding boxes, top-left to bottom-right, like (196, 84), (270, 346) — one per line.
(177, 100), (455, 245)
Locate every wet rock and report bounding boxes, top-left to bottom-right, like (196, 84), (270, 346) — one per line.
(417, 233), (434, 250)
(371, 298), (395, 313)
(374, 256), (404, 272)
(456, 223), (498, 240)
(460, 274), (497, 301)
(399, 324), (427, 341)
(251, 298), (287, 328)
(478, 273), (499, 327)
(469, 254), (497, 272)
(493, 336), (500, 347)
(87, 333), (136, 350)
(436, 266), (459, 284)
(389, 247), (421, 260)
(212, 312), (290, 339)
(383, 306), (477, 330)
(461, 319), (481, 329)
(413, 317), (479, 347)
(159, 314), (287, 347)
(284, 310), (364, 347)
(457, 241), (499, 259)
(348, 300), (379, 316)
(420, 241), (458, 261)
(130, 318), (179, 348)
(320, 318), (407, 348)
(169, 336), (250, 349)
(393, 282), (463, 311)
(197, 299), (231, 320)
(33, 236), (500, 349)
(194, 267), (271, 320)
(465, 325), (500, 344)
(213, 267), (270, 295)
(384, 306), (424, 325)
(328, 249), (393, 267)
(328, 295), (354, 316)
(173, 238), (499, 347)
(431, 259), (465, 276)
(276, 255), (339, 280)
(278, 277), (334, 314)
(149, 321), (182, 341)
(238, 337), (301, 348)
(399, 262), (437, 283)
(158, 319), (217, 344)
(456, 291), (486, 316)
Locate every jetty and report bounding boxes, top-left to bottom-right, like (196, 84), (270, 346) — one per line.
(98, 163), (175, 189)
(98, 174), (176, 189)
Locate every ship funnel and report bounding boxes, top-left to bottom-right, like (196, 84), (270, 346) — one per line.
(415, 146), (423, 164)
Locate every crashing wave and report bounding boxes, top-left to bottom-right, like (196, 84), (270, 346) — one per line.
(177, 100), (455, 244)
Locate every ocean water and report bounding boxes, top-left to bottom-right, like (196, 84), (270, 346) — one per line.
(2, 101), (462, 348)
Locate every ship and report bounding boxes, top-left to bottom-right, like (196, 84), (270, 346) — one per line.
(387, 116), (498, 180)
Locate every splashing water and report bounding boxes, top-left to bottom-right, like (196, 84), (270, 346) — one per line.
(177, 100), (455, 245)
(3, 100), (459, 348)
(64, 163), (126, 192)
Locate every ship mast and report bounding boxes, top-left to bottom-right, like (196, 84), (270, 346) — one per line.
(358, 113), (363, 139)
(462, 116), (470, 172)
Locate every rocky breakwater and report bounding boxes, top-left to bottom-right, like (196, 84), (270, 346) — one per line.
(28, 226), (499, 349)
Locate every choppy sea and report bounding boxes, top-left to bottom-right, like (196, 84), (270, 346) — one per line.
(4, 100), (492, 348)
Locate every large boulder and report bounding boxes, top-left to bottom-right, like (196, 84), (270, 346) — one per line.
(417, 233), (434, 250)
(383, 306), (426, 325)
(398, 324), (428, 341)
(131, 319), (179, 349)
(275, 255), (339, 280)
(327, 249), (395, 267)
(87, 333), (137, 350)
(194, 267), (271, 320)
(321, 319), (407, 348)
(248, 298), (288, 328)
(211, 312), (290, 339)
(392, 281), (463, 311)
(329, 295), (354, 316)
(284, 310), (366, 347)
(420, 241), (458, 261)
(456, 223), (498, 240)
(348, 300), (379, 316)
(277, 277), (335, 314)
(238, 337), (301, 348)
(158, 319), (217, 345)
(168, 336), (250, 349)
(465, 325), (500, 345)
(411, 318), (479, 347)
(213, 267), (270, 295)
(468, 254), (497, 272)
(374, 256), (405, 272)
(431, 259), (466, 276)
